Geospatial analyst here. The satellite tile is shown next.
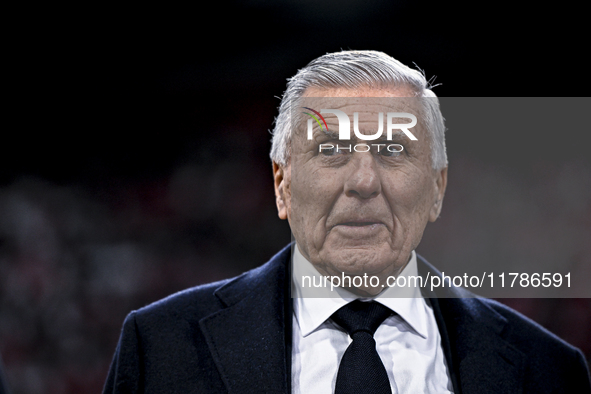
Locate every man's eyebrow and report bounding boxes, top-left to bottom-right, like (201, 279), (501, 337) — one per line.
(318, 128), (340, 139)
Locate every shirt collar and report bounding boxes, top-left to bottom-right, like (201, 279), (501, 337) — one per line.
(292, 244), (428, 339)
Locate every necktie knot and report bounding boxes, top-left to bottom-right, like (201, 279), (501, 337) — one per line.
(331, 300), (392, 337)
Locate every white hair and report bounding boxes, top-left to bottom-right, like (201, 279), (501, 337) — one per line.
(270, 50), (447, 170)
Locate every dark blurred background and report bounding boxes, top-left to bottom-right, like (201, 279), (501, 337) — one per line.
(1, 1), (590, 392)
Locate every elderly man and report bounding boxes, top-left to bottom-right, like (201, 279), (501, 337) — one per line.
(104, 51), (591, 394)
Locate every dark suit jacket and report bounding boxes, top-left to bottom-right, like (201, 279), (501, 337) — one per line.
(104, 244), (591, 393)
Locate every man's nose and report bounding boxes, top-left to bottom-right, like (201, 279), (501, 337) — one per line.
(344, 152), (381, 199)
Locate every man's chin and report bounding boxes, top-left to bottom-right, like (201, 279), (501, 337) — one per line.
(318, 248), (400, 278)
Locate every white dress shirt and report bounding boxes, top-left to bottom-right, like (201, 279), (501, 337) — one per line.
(291, 245), (454, 393)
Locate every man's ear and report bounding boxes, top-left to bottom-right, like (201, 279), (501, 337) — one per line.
(429, 167), (448, 222)
(273, 161), (289, 220)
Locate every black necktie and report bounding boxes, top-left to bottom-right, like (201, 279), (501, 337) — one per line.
(331, 300), (393, 394)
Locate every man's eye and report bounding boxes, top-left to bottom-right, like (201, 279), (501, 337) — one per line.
(379, 144), (404, 157)
(321, 146), (337, 156)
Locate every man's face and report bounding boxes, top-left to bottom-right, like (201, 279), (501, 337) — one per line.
(273, 86), (447, 294)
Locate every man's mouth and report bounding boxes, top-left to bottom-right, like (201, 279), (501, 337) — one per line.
(340, 221), (381, 226)
(329, 219), (386, 233)
(328, 220), (385, 240)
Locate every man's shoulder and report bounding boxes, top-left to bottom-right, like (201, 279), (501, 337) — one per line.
(130, 244), (292, 326)
(417, 254), (590, 390)
(477, 297), (582, 356)
(471, 297), (590, 390)
(417, 254), (585, 358)
(133, 277), (232, 324)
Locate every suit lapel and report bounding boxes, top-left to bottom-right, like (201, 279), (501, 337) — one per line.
(199, 245), (292, 394)
(418, 256), (525, 394)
